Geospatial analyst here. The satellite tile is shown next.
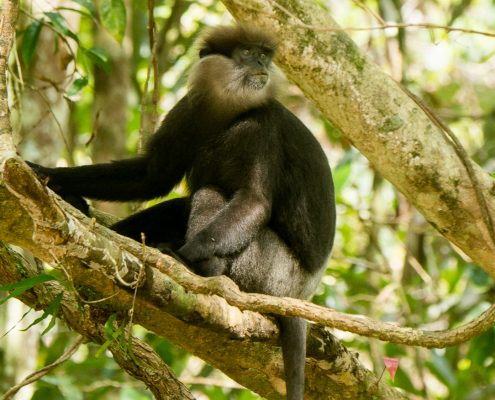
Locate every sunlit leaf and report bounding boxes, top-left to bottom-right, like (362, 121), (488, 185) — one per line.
(0, 274), (56, 306)
(99, 0), (127, 43)
(333, 154), (354, 195)
(44, 11), (79, 43)
(21, 20), (42, 67)
(333, 162), (351, 195)
(84, 47), (111, 73)
(71, 0), (96, 15)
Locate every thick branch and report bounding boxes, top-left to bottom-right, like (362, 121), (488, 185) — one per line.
(0, 159), (408, 399)
(222, 0), (495, 276)
(4, 158), (494, 350)
(0, 245), (195, 400)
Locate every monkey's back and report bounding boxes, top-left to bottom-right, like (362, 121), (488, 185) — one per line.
(268, 101), (335, 273)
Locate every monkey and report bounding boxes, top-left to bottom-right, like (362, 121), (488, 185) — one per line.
(28, 25), (336, 400)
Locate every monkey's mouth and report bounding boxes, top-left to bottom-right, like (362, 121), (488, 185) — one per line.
(247, 73), (269, 89)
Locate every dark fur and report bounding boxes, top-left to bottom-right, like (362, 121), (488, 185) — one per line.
(28, 25), (336, 400)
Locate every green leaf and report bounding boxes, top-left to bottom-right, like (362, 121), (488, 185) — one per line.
(96, 314), (124, 357)
(333, 162), (351, 195)
(71, 0), (96, 15)
(99, 0), (127, 43)
(21, 293), (63, 333)
(41, 313), (59, 336)
(84, 47), (111, 73)
(44, 11), (79, 42)
(44, 11), (69, 34)
(332, 150), (358, 196)
(104, 313), (118, 338)
(95, 338), (114, 358)
(0, 274), (56, 306)
(21, 20), (42, 67)
(68, 76), (89, 96)
(1, 308), (32, 339)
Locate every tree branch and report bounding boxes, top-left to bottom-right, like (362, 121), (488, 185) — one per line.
(2, 336), (86, 400)
(0, 245), (196, 400)
(0, 158), (408, 399)
(3, 157), (494, 350)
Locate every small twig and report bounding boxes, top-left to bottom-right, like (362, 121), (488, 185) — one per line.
(126, 233), (147, 339)
(265, 0), (495, 38)
(157, 256), (495, 348)
(368, 366), (387, 394)
(350, 0), (385, 25)
(138, 0), (160, 152)
(2, 335), (85, 400)
(148, 0), (160, 129)
(12, 35), (24, 87)
(49, 249), (120, 304)
(401, 87), (495, 248)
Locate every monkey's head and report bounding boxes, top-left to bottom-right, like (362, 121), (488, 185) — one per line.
(188, 25), (278, 112)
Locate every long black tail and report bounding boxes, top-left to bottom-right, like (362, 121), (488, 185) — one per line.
(279, 316), (307, 400)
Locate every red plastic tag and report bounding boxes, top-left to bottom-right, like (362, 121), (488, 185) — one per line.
(384, 357), (400, 381)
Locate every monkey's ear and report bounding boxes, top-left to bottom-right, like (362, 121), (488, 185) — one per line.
(199, 46), (212, 58)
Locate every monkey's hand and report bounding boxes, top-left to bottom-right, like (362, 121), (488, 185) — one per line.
(177, 237), (229, 277)
(26, 161), (51, 182)
(26, 161), (90, 215)
(177, 232), (216, 263)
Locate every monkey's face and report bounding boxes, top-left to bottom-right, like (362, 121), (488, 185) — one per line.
(188, 25), (279, 113)
(231, 45), (274, 90)
(188, 46), (277, 112)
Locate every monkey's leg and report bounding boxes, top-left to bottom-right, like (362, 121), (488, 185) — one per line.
(229, 232), (318, 400)
(188, 188), (312, 400)
(111, 197), (190, 249)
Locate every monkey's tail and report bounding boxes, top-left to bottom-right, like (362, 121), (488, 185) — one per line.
(279, 316), (306, 400)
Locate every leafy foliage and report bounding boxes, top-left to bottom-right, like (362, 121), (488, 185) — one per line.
(0, 274), (56, 306)
(99, 0), (127, 43)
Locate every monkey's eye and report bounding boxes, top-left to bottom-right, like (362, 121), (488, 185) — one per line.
(242, 48), (251, 56)
(259, 52), (267, 60)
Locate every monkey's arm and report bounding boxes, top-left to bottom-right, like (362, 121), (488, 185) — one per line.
(178, 188), (271, 262)
(27, 96), (195, 203)
(28, 155), (183, 202)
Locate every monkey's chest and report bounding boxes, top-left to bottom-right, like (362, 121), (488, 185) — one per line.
(187, 136), (258, 195)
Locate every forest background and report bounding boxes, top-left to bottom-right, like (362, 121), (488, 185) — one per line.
(1, 0), (495, 399)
